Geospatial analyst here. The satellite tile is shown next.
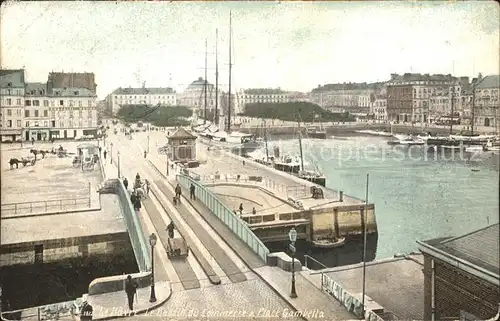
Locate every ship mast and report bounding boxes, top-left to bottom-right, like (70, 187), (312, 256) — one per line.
(297, 119), (304, 172)
(471, 81), (475, 134)
(227, 11), (232, 133)
(215, 28), (219, 125)
(204, 38), (208, 125)
(450, 80), (454, 135)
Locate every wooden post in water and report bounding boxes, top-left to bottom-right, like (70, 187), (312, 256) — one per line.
(361, 173), (369, 319)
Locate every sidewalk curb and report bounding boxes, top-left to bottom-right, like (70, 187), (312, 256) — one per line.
(147, 160), (308, 321)
(93, 284), (173, 321)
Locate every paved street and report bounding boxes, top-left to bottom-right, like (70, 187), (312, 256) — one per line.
(102, 125), (353, 320)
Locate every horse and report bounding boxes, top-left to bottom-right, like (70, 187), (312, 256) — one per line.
(135, 187), (146, 200)
(9, 158), (20, 169)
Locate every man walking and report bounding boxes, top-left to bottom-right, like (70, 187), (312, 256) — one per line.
(190, 183), (196, 200)
(175, 183), (182, 202)
(123, 177), (129, 190)
(103, 150), (107, 160)
(124, 275), (138, 311)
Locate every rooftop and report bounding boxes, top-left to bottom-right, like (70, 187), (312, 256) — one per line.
(168, 127), (196, 139)
(25, 82), (47, 96)
(387, 73), (458, 85)
(243, 88), (286, 95)
(112, 87), (175, 95)
(49, 87), (97, 97)
(320, 254), (424, 320)
(0, 69), (25, 88)
(476, 75), (500, 90)
(186, 77), (213, 90)
(432, 223), (499, 275)
(312, 81), (386, 93)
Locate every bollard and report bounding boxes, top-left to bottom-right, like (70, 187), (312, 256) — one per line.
(339, 191), (343, 202)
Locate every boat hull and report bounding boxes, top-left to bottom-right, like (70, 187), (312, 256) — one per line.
(307, 131), (327, 139)
(274, 163), (300, 174)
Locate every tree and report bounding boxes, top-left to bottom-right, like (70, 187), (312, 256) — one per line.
(240, 102), (356, 122)
(116, 105), (193, 126)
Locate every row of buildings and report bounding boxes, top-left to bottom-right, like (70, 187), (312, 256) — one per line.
(106, 73), (499, 129)
(310, 73), (500, 129)
(0, 69), (98, 142)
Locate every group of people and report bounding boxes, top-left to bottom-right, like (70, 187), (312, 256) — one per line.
(123, 173), (150, 211)
(173, 182), (196, 205)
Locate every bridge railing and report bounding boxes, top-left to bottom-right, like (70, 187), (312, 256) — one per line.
(1, 196), (91, 216)
(176, 174), (270, 262)
(1, 299), (77, 321)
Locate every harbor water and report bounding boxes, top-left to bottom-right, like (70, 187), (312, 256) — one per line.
(262, 135), (499, 262)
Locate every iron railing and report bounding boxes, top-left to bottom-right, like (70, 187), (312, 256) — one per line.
(177, 174), (270, 262)
(1, 197), (91, 216)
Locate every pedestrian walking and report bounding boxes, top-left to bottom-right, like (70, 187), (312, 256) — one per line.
(130, 192), (137, 206)
(123, 177), (129, 190)
(124, 275), (139, 310)
(134, 197), (142, 211)
(167, 221), (175, 239)
(103, 150), (107, 160)
(145, 179), (150, 195)
(80, 297), (93, 321)
(31, 137), (35, 145)
(175, 183), (182, 200)
(144, 150), (147, 159)
(98, 146), (102, 155)
(239, 203), (243, 215)
(252, 207), (256, 214)
(189, 183), (196, 200)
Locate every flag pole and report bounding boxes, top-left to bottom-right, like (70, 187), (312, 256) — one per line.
(361, 173), (369, 319)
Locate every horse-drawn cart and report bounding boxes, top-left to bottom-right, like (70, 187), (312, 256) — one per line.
(21, 156), (36, 167)
(166, 237), (189, 258)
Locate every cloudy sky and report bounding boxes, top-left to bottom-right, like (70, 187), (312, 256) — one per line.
(1, 1), (499, 98)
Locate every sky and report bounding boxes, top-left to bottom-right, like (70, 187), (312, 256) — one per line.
(1, 1), (499, 99)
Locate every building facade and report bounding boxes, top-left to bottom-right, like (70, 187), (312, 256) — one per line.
(177, 77), (222, 116)
(234, 88), (290, 114)
(0, 69), (25, 142)
(418, 224), (500, 321)
(310, 82), (385, 115)
(386, 73), (463, 123)
(107, 86), (177, 115)
(474, 75), (500, 129)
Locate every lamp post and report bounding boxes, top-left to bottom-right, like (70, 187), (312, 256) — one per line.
(147, 135), (150, 154)
(117, 151), (121, 178)
(166, 157), (169, 177)
(289, 227), (297, 298)
(110, 143), (113, 164)
(149, 233), (157, 303)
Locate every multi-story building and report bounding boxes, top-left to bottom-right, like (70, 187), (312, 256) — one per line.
(107, 86), (177, 115)
(47, 72), (97, 93)
(418, 224), (499, 321)
(234, 88), (290, 114)
(46, 86), (98, 140)
(310, 82), (385, 115)
(177, 77), (222, 115)
(386, 73), (461, 123)
(287, 91), (311, 103)
(474, 75), (500, 130)
(23, 82), (51, 141)
(0, 69), (25, 142)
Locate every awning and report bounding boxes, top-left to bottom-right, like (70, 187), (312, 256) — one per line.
(0, 129), (22, 135)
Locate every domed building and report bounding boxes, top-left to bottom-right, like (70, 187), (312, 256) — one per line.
(178, 77), (224, 118)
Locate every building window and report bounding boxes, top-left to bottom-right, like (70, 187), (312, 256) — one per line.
(7, 109), (12, 116)
(25, 100), (31, 106)
(79, 110), (83, 117)
(50, 100), (55, 107)
(17, 120), (21, 127)
(88, 100), (92, 107)
(25, 121), (29, 127)
(59, 121), (64, 127)
(16, 98), (22, 105)
(51, 110), (56, 117)
(78, 100), (82, 107)
(33, 100), (40, 106)
(34, 110), (39, 117)
(69, 100), (74, 107)
(44, 110), (48, 117)
(88, 110), (92, 118)
(25, 110), (30, 117)
(7, 120), (12, 127)
(59, 100), (64, 106)
(43, 100), (49, 107)
(16, 109), (21, 116)
(6, 98), (11, 105)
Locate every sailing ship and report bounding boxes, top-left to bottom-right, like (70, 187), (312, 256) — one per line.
(197, 16), (260, 155)
(306, 115), (327, 139)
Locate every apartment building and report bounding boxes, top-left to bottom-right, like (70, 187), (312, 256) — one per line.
(386, 73), (461, 123)
(310, 82), (385, 115)
(177, 77), (223, 116)
(234, 88), (290, 114)
(107, 86), (177, 115)
(474, 75), (500, 130)
(0, 69), (25, 142)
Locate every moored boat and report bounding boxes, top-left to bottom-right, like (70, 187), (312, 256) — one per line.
(312, 237), (346, 248)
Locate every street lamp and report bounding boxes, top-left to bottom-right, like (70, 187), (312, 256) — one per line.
(288, 227), (298, 298)
(110, 143), (113, 164)
(147, 135), (150, 154)
(117, 151), (121, 178)
(149, 233), (157, 303)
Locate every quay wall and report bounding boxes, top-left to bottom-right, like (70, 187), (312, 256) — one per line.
(237, 123), (486, 136)
(219, 148), (378, 237)
(0, 233), (131, 267)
